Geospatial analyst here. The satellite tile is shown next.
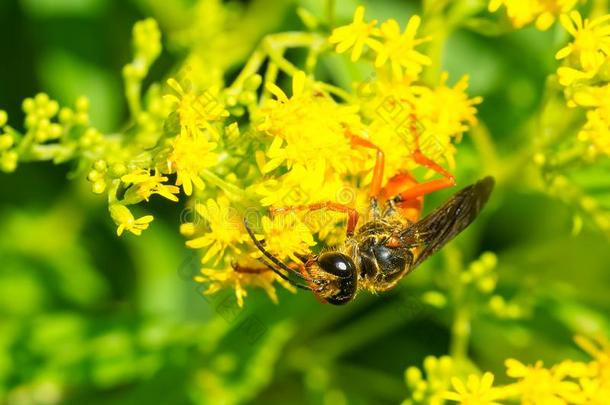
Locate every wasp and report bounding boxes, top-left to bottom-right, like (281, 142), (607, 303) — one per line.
(238, 120), (494, 305)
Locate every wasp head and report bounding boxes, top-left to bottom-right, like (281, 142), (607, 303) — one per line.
(312, 252), (358, 305)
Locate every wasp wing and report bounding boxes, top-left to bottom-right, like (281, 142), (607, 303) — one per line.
(402, 176), (495, 268)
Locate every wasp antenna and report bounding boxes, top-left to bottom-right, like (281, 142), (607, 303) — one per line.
(255, 257), (312, 291)
(243, 217), (314, 284)
(293, 252), (310, 263)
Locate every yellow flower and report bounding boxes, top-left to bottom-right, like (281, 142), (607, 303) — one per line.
(557, 66), (596, 87)
(569, 84), (610, 156)
(556, 11), (610, 74)
(412, 73), (482, 167)
(167, 127), (218, 196)
(489, 0), (577, 30)
(185, 197), (249, 264)
(121, 169), (180, 202)
(329, 5), (379, 61)
(364, 73), (481, 177)
(575, 335), (610, 385)
(194, 264), (295, 308)
(258, 71), (362, 175)
(505, 358), (584, 404)
(253, 214), (316, 263)
(165, 78), (229, 136)
(369, 16), (431, 79)
(109, 204), (154, 236)
(252, 164), (360, 245)
(444, 372), (507, 405)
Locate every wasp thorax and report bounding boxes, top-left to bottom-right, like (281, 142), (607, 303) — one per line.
(316, 252), (358, 305)
(372, 245), (411, 276)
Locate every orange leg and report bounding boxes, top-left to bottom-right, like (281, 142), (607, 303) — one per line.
(232, 263), (271, 274)
(270, 201), (360, 237)
(381, 171), (424, 222)
(393, 110), (456, 202)
(346, 132), (385, 199)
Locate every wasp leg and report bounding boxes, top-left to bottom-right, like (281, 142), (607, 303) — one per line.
(345, 131), (385, 201)
(270, 201), (360, 237)
(380, 171), (424, 222)
(391, 110), (456, 203)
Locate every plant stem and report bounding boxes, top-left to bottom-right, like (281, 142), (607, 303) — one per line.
(229, 32), (326, 92)
(200, 169), (251, 202)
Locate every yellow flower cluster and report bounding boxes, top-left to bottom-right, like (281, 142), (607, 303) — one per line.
(405, 335), (610, 405)
(329, 6), (431, 79)
(488, 0), (578, 30)
(0, 7), (482, 306)
(552, 10), (610, 157)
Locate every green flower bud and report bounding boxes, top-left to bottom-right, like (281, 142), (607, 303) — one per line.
(75, 112), (89, 126)
(405, 366), (422, 386)
(489, 295), (505, 313)
(480, 252), (498, 269)
(111, 163), (127, 177)
(48, 124), (63, 139)
(34, 93), (49, 105)
(477, 275), (497, 294)
(239, 91), (257, 105)
(244, 74), (263, 90)
(0, 134), (13, 150)
(59, 107), (74, 124)
(76, 96), (90, 112)
(1, 151), (18, 172)
(421, 291), (447, 308)
(94, 160), (108, 172)
(92, 180), (107, 194)
(88, 169), (101, 182)
(25, 115), (38, 129)
(22, 98), (35, 114)
(46, 100), (59, 117)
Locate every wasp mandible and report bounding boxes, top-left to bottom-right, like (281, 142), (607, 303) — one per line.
(239, 112), (494, 305)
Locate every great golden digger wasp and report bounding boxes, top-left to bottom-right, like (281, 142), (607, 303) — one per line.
(238, 112), (494, 305)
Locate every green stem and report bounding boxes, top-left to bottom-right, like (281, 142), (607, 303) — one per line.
(325, 0), (336, 29)
(444, 246), (471, 361)
(125, 77), (142, 118)
(229, 48), (267, 92)
(469, 122), (500, 175)
(229, 32), (326, 92)
(261, 61), (279, 104)
(450, 306), (471, 361)
(317, 82), (354, 101)
(200, 169), (251, 202)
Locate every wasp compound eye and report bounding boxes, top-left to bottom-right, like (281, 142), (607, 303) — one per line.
(317, 252), (357, 305)
(318, 252), (356, 278)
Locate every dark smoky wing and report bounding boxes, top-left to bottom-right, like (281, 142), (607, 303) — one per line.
(403, 176), (495, 268)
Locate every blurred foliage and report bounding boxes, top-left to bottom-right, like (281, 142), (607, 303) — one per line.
(1, 0), (610, 404)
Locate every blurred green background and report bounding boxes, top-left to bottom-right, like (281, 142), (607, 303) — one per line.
(1, 0), (610, 404)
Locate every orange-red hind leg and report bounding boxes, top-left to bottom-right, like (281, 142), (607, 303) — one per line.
(270, 201), (360, 237)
